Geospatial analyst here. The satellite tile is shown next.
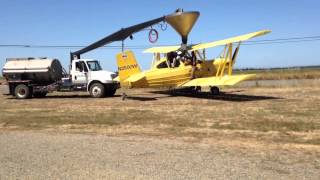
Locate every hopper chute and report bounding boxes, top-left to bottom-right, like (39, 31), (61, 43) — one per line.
(165, 10), (200, 46)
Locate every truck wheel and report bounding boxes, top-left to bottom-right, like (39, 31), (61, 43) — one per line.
(14, 84), (32, 99)
(89, 83), (105, 98)
(33, 92), (47, 98)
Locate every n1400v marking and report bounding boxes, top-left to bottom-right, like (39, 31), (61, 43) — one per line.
(118, 64), (138, 71)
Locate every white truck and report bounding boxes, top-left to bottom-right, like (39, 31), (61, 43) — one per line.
(2, 57), (119, 99)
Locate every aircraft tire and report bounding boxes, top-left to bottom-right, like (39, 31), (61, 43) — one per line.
(195, 86), (201, 93)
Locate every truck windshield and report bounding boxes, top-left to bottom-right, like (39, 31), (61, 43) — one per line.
(87, 61), (102, 71)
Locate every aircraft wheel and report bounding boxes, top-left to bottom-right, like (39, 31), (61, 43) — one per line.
(169, 88), (176, 96)
(121, 93), (127, 101)
(210, 86), (220, 95)
(90, 83), (105, 98)
(195, 86), (201, 93)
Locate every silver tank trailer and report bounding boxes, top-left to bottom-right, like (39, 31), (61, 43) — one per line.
(2, 57), (63, 84)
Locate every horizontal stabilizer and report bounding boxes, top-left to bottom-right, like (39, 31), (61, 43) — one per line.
(125, 72), (146, 82)
(181, 74), (256, 87)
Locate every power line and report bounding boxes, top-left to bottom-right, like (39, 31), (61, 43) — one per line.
(245, 35), (320, 43)
(242, 38), (320, 45)
(0, 35), (320, 49)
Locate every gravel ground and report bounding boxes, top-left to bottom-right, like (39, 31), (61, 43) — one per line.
(0, 131), (319, 179)
(0, 85), (8, 94)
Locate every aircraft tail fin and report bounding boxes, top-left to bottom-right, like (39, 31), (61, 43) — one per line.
(116, 50), (141, 83)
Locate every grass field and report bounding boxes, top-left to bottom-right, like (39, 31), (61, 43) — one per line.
(1, 68), (320, 149)
(235, 68), (320, 80)
(1, 84), (319, 147)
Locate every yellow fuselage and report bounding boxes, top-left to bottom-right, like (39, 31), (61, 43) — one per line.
(123, 58), (229, 88)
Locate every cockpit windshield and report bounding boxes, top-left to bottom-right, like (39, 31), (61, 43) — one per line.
(87, 61), (102, 71)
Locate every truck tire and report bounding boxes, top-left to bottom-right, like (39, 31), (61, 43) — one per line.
(89, 83), (105, 98)
(33, 92), (47, 98)
(14, 84), (32, 99)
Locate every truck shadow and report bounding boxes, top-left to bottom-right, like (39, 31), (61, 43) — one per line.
(42, 95), (158, 101)
(5, 95), (122, 99)
(44, 95), (123, 99)
(149, 90), (282, 102)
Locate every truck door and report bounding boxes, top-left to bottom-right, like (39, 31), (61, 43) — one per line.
(72, 61), (88, 84)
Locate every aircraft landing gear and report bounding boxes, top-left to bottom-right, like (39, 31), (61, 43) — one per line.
(194, 86), (201, 94)
(210, 86), (220, 95)
(121, 92), (128, 101)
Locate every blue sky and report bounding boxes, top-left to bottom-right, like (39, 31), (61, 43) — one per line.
(0, 0), (320, 71)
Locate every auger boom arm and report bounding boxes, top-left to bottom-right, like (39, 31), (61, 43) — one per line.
(70, 9), (200, 61)
(70, 16), (165, 61)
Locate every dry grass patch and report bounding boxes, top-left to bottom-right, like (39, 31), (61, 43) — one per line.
(235, 68), (320, 80)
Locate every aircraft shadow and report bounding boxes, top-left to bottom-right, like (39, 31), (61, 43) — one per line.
(125, 96), (158, 101)
(4, 91), (281, 102)
(149, 90), (282, 102)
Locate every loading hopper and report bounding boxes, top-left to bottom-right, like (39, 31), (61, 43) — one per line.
(165, 11), (200, 44)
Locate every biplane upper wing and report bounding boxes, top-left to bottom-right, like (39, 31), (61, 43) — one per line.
(143, 30), (271, 53)
(143, 46), (180, 53)
(191, 30), (271, 50)
(180, 74), (256, 87)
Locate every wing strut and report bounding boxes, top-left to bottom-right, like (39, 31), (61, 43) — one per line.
(213, 41), (242, 77)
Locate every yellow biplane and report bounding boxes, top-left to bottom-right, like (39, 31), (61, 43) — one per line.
(115, 11), (271, 97)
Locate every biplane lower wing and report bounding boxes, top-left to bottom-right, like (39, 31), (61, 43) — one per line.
(180, 74), (256, 87)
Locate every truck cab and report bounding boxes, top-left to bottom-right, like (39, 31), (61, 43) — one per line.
(69, 59), (118, 98)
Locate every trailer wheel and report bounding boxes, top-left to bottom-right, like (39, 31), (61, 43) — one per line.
(14, 84), (32, 99)
(33, 92), (47, 98)
(89, 83), (105, 98)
